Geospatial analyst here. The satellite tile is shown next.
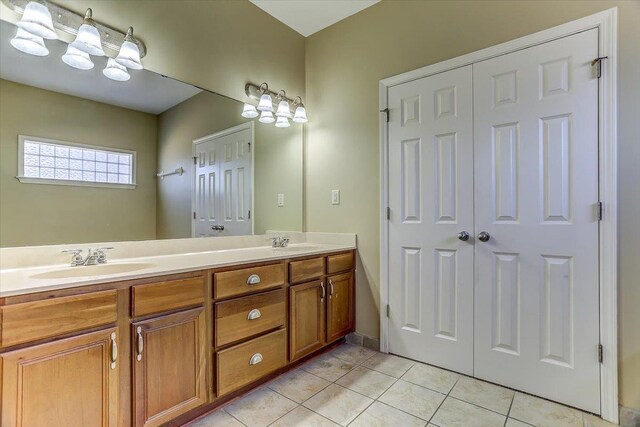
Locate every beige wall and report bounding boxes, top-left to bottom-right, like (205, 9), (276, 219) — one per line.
(304, 0), (640, 410)
(0, 79), (158, 246)
(156, 91), (303, 238)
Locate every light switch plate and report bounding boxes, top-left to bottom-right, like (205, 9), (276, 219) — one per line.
(331, 190), (340, 205)
(277, 193), (285, 207)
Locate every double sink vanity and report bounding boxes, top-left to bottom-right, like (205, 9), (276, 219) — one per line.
(0, 233), (356, 426)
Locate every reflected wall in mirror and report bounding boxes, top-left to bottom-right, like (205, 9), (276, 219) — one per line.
(0, 20), (303, 247)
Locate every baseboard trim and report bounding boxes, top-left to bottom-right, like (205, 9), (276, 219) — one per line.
(620, 406), (640, 427)
(346, 332), (380, 351)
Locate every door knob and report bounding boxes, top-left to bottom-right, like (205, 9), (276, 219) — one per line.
(477, 231), (491, 242)
(458, 231), (470, 241)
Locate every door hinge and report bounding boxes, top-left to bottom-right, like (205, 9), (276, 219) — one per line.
(193, 211), (196, 219)
(386, 304), (390, 317)
(596, 201), (604, 221)
(248, 210), (251, 219)
(598, 344), (604, 363)
(193, 156), (198, 165)
(386, 207), (391, 220)
(592, 56), (608, 79)
(248, 142), (251, 153)
(380, 108), (390, 123)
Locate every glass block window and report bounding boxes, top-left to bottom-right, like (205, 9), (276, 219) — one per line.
(18, 136), (136, 188)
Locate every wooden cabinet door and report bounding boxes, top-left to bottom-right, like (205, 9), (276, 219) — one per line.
(1, 328), (119, 427)
(289, 280), (326, 361)
(132, 308), (207, 427)
(327, 272), (355, 343)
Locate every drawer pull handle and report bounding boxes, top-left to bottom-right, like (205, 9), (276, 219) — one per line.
(110, 332), (118, 370)
(247, 309), (262, 320)
(136, 326), (144, 362)
(247, 274), (261, 285)
(249, 353), (263, 365)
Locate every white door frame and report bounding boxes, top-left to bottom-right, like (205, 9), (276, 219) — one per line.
(191, 121), (255, 237)
(379, 8), (618, 422)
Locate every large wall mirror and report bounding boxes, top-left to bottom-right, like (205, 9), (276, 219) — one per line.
(0, 20), (303, 247)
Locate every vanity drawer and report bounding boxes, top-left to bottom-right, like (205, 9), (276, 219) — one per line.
(132, 276), (205, 317)
(215, 289), (286, 347)
(217, 329), (287, 396)
(289, 257), (325, 284)
(327, 252), (354, 274)
(214, 263), (285, 299)
(0, 290), (117, 347)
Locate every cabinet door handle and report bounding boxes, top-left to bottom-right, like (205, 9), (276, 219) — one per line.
(320, 282), (325, 302)
(136, 326), (144, 362)
(329, 279), (334, 298)
(247, 308), (262, 320)
(247, 274), (261, 285)
(110, 332), (117, 370)
(249, 353), (263, 365)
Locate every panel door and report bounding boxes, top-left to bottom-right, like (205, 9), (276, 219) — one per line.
(387, 65), (474, 374)
(327, 271), (355, 343)
(473, 29), (600, 412)
(132, 308), (207, 427)
(289, 280), (326, 361)
(1, 328), (119, 427)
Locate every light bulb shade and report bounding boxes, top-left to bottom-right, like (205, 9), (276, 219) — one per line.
(293, 105), (308, 123)
(257, 93), (274, 112)
(62, 44), (94, 70)
(241, 103), (259, 118)
(103, 58), (130, 81)
(71, 14), (105, 56)
(259, 111), (275, 124)
(10, 28), (49, 56)
(275, 116), (291, 128)
(16, 1), (57, 40)
(275, 100), (292, 118)
(115, 28), (143, 70)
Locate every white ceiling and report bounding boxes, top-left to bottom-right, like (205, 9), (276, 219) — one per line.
(0, 21), (202, 115)
(249, 0), (380, 37)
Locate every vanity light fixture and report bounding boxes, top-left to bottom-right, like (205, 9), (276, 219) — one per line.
(103, 58), (130, 81)
(259, 110), (276, 124)
(241, 103), (259, 118)
(244, 82), (308, 128)
(275, 91), (293, 118)
(292, 100), (308, 123)
(114, 27), (143, 70)
(10, 27), (49, 56)
(256, 83), (274, 112)
(275, 116), (291, 128)
(71, 9), (105, 56)
(62, 44), (94, 70)
(16, 0), (57, 39)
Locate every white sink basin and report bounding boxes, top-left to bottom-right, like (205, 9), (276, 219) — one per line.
(31, 262), (156, 280)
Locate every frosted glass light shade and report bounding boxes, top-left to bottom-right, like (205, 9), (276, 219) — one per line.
(293, 105), (308, 123)
(275, 116), (290, 128)
(10, 28), (49, 56)
(103, 58), (130, 81)
(71, 11), (105, 56)
(257, 93), (274, 112)
(259, 111), (275, 124)
(62, 45), (94, 70)
(115, 28), (143, 70)
(17, 1), (57, 40)
(275, 100), (292, 118)
(241, 103), (259, 118)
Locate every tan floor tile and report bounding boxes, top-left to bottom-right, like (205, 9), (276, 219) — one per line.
(431, 397), (506, 427)
(302, 354), (355, 382)
(401, 363), (460, 394)
(349, 401), (427, 427)
(506, 418), (534, 427)
(362, 353), (415, 378)
(270, 405), (339, 427)
(509, 393), (583, 427)
(225, 387), (296, 427)
(330, 343), (377, 364)
(449, 376), (514, 415)
(335, 366), (396, 399)
(268, 369), (331, 403)
(302, 384), (373, 426)
(583, 413), (618, 427)
(378, 379), (445, 420)
(188, 409), (244, 427)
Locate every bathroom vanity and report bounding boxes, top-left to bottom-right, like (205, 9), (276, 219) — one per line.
(0, 237), (356, 427)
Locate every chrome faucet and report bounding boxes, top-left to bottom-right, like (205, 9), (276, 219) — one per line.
(270, 237), (290, 248)
(62, 247), (114, 267)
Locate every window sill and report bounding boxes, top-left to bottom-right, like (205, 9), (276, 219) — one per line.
(16, 176), (137, 190)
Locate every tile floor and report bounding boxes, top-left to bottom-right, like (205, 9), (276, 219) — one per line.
(188, 343), (617, 427)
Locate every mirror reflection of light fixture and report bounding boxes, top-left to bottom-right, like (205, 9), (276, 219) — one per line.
(16, 1), (57, 40)
(103, 58), (130, 81)
(259, 110), (275, 124)
(115, 27), (143, 70)
(70, 9), (105, 56)
(10, 28), (49, 56)
(61, 44), (94, 70)
(242, 103), (259, 118)
(275, 116), (291, 128)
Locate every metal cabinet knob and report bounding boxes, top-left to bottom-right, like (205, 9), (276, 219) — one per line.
(247, 309), (262, 320)
(477, 231), (491, 242)
(246, 274), (261, 285)
(249, 353), (263, 365)
(458, 231), (470, 241)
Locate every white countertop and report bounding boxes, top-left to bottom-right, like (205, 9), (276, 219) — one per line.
(0, 233), (356, 298)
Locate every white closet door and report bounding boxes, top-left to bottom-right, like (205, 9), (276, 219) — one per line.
(387, 66), (474, 374)
(473, 29), (600, 412)
(194, 138), (219, 237)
